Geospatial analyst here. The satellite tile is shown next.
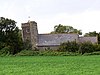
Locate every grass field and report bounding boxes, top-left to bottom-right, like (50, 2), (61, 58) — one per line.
(0, 55), (100, 75)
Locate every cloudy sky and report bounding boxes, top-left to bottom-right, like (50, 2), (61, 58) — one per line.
(0, 0), (100, 34)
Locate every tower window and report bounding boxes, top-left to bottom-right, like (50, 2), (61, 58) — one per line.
(26, 28), (30, 33)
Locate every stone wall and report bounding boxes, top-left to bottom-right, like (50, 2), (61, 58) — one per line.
(29, 21), (38, 49)
(21, 21), (38, 50)
(21, 22), (31, 42)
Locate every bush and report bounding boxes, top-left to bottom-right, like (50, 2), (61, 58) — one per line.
(15, 41), (99, 56)
(94, 44), (100, 51)
(0, 46), (10, 56)
(79, 42), (95, 55)
(58, 41), (97, 55)
(16, 50), (39, 56)
(23, 40), (32, 50)
(58, 41), (79, 52)
(40, 51), (80, 56)
(16, 49), (80, 56)
(83, 51), (100, 56)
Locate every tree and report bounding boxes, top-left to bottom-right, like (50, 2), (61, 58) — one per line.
(84, 31), (98, 37)
(51, 24), (82, 35)
(54, 24), (66, 33)
(0, 17), (23, 54)
(84, 31), (100, 44)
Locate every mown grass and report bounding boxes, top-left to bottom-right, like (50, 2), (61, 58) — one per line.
(0, 55), (100, 75)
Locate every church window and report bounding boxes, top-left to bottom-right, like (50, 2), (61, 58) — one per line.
(26, 28), (30, 33)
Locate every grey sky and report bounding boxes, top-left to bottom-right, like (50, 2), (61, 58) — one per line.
(0, 0), (100, 34)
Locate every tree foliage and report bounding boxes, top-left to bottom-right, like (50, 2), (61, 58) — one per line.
(51, 24), (82, 35)
(58, 41), (79, 52)
(58, 41), (96, 55)
(79, 42), (95, 55)
(84, 31), (100, 44)
(84, 31), (98, 37)
(0, 17), (23, 54)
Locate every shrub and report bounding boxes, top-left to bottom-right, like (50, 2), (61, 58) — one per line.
(94, 44), (100, 51)
(83, 51), (100, 56)
(23, 40), (32, 50)
(38, 51), (79, 56)
(16, 50), (32, 56)
(16, 50), (39, 56)
(16, 49), (80, 56)
(79, 42), (95, 55)
(58, 41), (79, 52)
(0, 46), (10, 56)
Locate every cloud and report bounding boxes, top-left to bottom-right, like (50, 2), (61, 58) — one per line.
(37, 10), (100, 34)
(0, 0), (100, 34)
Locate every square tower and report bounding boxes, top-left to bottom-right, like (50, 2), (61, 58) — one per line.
(21, 21), (38, 49)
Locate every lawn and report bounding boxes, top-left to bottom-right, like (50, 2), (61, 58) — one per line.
(0, 55), (100, 75)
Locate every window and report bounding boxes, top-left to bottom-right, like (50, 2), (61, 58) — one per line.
(26, 28), (30, 33)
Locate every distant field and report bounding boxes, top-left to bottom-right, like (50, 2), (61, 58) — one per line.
(0, 55), (100, 75)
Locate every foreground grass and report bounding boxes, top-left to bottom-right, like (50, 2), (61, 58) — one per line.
(0, 55), (100, 75)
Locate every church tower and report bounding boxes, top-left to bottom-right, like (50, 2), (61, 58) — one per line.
(21, 21), (38, 49)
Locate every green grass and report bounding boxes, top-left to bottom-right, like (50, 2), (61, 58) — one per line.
(0, 55), (100, 75)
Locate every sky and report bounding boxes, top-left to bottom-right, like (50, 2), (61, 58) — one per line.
(0, 0), (100, 34)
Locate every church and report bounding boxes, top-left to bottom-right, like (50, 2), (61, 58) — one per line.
(21, 21), (98, 50)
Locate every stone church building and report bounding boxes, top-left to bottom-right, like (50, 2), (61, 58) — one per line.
(21, 21), (98, 50)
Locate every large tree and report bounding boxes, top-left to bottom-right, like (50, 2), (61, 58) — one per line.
(51, 24), (82, 35)
(0, 17), (23, 54)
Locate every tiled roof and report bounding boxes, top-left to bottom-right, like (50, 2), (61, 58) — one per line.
(37, 33), (79, 46)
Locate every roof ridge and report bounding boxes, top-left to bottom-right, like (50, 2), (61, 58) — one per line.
(39, 33), (79, 35)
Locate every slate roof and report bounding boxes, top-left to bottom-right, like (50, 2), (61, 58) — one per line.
(37, 33), (79, 46)
(79, 37), (98, 44)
